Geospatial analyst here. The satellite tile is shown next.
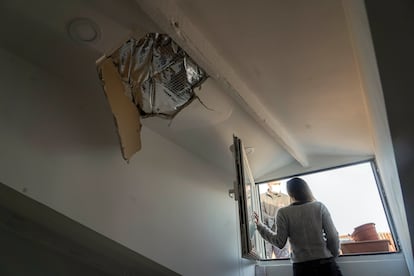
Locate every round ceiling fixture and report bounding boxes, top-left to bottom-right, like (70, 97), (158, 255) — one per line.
(67, 18), (101, 43)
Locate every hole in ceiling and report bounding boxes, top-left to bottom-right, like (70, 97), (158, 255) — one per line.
(106, 33), (208, 119)
(96, 33), (209, 160)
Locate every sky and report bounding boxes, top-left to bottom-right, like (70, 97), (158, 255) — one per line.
(258, 162), (391, 236)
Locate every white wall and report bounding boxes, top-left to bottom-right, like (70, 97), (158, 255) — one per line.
(341, 1), (413, 274)
(0, 47), (255, 276)
(1, 43), (410, 276)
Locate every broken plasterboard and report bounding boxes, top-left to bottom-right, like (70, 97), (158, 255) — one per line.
(97, 33), (208, 161)
(99, 58), (142, 161)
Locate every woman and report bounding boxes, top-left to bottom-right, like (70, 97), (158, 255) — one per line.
(254, 177), (343, 276)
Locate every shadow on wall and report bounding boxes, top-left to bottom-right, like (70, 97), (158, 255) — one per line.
(0, 182), (179, 276)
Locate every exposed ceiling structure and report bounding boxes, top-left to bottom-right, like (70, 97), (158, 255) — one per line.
(0, 0), (375, 179)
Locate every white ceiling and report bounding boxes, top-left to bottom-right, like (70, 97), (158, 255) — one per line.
(0, 0), (375, 179)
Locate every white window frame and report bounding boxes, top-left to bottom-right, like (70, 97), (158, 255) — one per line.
(232, 135), (399, 260)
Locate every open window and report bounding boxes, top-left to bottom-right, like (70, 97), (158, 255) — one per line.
(232, 135), (399, 260)
(232, 135), (264, 260)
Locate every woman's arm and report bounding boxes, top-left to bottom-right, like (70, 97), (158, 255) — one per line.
(254, 211), (288, 249)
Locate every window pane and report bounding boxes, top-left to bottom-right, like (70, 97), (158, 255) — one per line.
(233, 135), (264, 260)
(258, 161), (397, 260)
(258, 181), (291, 259)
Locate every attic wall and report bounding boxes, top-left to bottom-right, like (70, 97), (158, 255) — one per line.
(334, 0), (414, 273)
(0, 220), (109, 276)
(0, 47), (254, 276)
(364, 0), (414, 259)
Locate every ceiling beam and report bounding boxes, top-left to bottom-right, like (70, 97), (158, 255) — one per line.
(136, 0), (309, 167)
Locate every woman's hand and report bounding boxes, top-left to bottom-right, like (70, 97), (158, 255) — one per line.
(253, 212), (260, 225)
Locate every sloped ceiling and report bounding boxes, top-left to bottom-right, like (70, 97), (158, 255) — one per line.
(0, 0), (374, 179)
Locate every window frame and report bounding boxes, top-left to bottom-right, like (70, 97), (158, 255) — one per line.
(232, 135), (264, 260)
(255, 159), (400, 259)
(232, 140), (400, 261)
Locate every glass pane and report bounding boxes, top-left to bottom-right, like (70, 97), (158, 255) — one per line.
(258, 181), (291, 259)
(233, 135), (264, 260)
(241, 144), (265, 259)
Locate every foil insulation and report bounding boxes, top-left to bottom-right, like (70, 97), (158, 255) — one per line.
(110, 33), (207, 119)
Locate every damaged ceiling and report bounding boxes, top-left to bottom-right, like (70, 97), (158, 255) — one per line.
(0, 0), (376, 179)
(97, 33), (208, 160)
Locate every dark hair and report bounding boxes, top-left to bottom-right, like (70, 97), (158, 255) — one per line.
(286, 177), (315, 202)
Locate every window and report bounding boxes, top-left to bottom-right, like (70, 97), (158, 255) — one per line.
(232, 136), (398, 261)
(232, 135), (264, 259)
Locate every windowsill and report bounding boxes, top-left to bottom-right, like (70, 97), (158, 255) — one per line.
(256, 251), (403, 267)
(336, 251), (403, 264)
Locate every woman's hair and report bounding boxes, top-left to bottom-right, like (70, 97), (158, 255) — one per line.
(286, 177), (315, 202)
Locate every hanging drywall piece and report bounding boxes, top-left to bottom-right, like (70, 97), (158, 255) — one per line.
(98, 58), (142, 161)
(97, 33), (208, 160)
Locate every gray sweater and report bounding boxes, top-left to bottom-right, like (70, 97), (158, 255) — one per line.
(256, 201), (340, 263)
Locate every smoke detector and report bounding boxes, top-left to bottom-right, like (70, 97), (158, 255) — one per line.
(67, 18), (101, 43)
